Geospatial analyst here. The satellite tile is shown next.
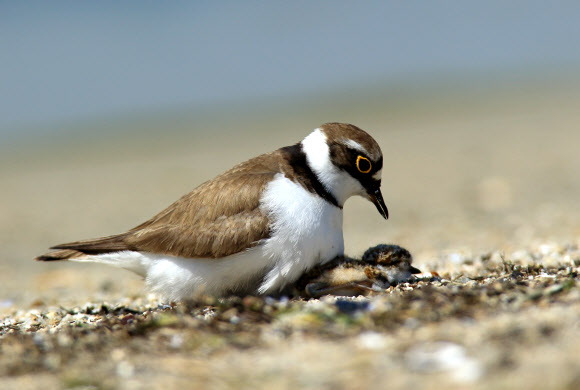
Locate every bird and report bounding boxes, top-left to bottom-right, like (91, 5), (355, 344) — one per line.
(35, 122), (389, 301)
(297, 244), (421, 298)
(360, 244), (421, 284)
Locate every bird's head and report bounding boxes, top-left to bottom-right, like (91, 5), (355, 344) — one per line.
(301, 122), (388, 219)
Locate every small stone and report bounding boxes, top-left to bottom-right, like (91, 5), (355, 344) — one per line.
(116, 361), (134, 378)
(169, 334), (184, 349)
(335, 299), (369, 314)
(449, 253), (467, 265)
(405, 342), (483, 383)
(455, 276), (471, 284)
(544, 284), (564, 297)
(356, 331), (387, 350)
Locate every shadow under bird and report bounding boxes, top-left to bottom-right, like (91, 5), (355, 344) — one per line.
(36, 123), (389, 301)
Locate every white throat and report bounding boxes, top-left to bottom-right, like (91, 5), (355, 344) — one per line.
(301, 128), (366, 206)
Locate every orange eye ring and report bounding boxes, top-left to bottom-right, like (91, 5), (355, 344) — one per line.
(356, 155), (372, 173)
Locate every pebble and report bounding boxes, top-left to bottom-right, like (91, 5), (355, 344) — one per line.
(169, 334), (184, 349)
(405, 342), (484, 383)
(544, 284), (564, 296)
(356, 331), (388, 350)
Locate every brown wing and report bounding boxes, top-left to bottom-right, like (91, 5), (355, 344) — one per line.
(38, 151), (289, 260)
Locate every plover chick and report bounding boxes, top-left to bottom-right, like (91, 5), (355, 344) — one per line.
(301, 244), (420, 298)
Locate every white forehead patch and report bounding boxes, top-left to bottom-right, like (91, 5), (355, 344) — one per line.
(341, 138), (381, 161)
(342, 139), (368, 155)
(372, 168), (383, 181)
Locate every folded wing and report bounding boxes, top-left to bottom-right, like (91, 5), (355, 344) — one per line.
(36, 152), (285, 261)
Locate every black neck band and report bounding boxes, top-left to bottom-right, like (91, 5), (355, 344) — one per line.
(281, 144), (342, 209)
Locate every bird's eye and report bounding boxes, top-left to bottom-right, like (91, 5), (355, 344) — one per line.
(356, 155), (372, 173)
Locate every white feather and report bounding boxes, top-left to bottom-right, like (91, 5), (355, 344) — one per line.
(341, 139), (368, 155)
(71, 248), (273, 301)
(257, 174), (344, 294)
(301, 128), (367, 205)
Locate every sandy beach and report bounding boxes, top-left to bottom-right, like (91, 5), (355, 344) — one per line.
(1, 81), (579, 389)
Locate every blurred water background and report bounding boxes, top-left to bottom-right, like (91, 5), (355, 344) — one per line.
(2, 2), (580, 303)
(2, 1), (580, 140)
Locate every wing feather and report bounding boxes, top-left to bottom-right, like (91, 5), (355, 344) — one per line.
(38, 151), (288, 260)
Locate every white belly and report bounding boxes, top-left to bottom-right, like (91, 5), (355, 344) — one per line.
(78, 175), (344, 300)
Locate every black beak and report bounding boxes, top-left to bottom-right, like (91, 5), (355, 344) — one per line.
(368, 188), (389, 219)
(409, 265), (422, 274)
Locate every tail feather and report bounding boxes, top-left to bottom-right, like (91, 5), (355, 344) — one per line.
(35, 233), (134, 261)
(35, 249), (87, 261)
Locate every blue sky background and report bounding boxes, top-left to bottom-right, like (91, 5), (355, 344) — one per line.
(2, 1), (580, 134)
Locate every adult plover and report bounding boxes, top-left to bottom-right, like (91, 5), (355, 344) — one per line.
(36, 123), (389, 301)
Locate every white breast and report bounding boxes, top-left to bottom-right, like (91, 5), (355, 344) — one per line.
(77, 174), (344, 301)
(257, 174), (344, 294)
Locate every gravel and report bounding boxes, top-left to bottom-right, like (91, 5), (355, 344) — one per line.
(1, 242), (579, 389)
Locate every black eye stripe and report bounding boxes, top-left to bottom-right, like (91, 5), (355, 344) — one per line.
(329, 143), (382, 177)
